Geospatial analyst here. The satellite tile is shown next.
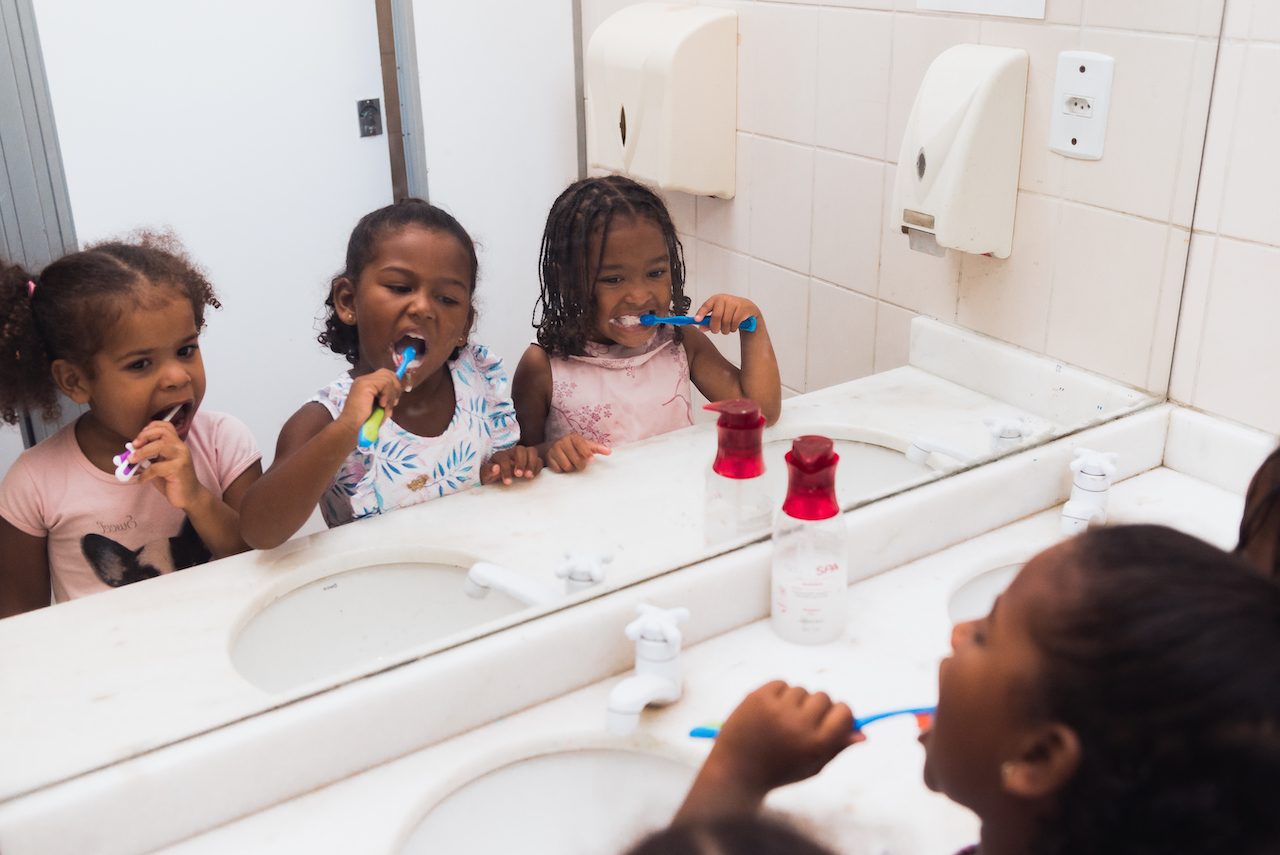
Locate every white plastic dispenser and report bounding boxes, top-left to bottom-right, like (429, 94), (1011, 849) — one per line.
(585, 3), (737, 198)
(892, 44), (1029, 259)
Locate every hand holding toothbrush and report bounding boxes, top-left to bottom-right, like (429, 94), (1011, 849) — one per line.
(675, 681), (861, 823)
(126, 406), (210, 510)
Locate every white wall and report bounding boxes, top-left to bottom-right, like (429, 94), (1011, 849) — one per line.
(12, 0), (394, 472)
(583, 0), (1221, 397)
(411, 0), (580, 371)
(1170, 0), (1280, 437)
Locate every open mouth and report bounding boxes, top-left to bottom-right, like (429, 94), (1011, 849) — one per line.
(152, 402), (192, 435)
(611, 314), (646, 329)
(393, 334), (427, 373)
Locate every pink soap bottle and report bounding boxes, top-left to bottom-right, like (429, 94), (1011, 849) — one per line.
(703, 399), (772, 546)
(771, 436), (848, 644)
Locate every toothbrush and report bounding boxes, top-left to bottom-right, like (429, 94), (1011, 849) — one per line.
(357, 346), (416, 450)
(112, 404), (183, 483)
(688, 706), (935, 739)
(640, 313), (758, 333)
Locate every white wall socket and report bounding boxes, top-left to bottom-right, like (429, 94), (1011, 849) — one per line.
(1049, 51), (1113, 160)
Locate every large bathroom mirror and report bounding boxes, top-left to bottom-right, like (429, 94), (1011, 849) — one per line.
(0, 0), (1223, 803)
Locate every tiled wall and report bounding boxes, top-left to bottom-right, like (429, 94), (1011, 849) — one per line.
(582, 0), (1221, 398)
(1170, 0), (1280, 436)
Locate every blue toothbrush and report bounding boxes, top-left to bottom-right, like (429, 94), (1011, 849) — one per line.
(641, 313), (757, 333)
(357, 346), (416, 450)
(689, 706), (935, 739)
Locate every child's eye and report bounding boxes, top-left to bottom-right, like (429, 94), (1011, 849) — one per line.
(438, 295), (459, 306)
(126, 359), (151, 371)
(384, 282), (411, 294)
(647, 268), (669, 279)
(178, 345), (198, 358)
(597, 275), (624, 286)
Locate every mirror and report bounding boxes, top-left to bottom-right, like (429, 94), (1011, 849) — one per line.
(0, 0), (1221, 801)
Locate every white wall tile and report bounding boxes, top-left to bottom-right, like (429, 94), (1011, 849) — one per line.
(873, 302), (916, 372)
(748, 259), (810, 390)
(1045, 204), (1170, 387)
(885, 14), (982, 167)
(1193, 41), (1245, 235)
(878, 165), (962, 319)
(752, 3), (819, 144)
(662, 190), (697, 236)
(749, 136), (814, 274)
(1252, 0), (1280, 42)
(1064, 31), (1198, 223)
(695, 240), (751, 364)
(806, 280), (877, 390)
(1083, 0), (1203, 36)
(957, 192), (1058, 352)
(1218, 43), (1280, 246)
(1198, 0), (1227, 38)
(980, 22), (1079, 198)
(810, 150), (884, 297)
(1145, 228), (1191, 394)
(1222, 0), (1252, 40)
(1169, 233), (1215, 403)
(815, 8), (893, 160)
(696, 132), (753, 253)
(1171, 38), (1222, 228)
(700, 0), (757, 132)
(681, 231), (699, 311)
(1043, 0), (1083, 25)
(1192, 237), (1280, 433)
(821, 0), (894, 10)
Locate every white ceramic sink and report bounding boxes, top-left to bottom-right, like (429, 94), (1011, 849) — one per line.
(947, 563), (1022, 624)
(399, 748), (697, 855)
(763, 424), (940, 508)
(231, 561), (526, 692)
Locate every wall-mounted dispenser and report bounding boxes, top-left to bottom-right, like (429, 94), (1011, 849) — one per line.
(891, 45), (1028, 259)
(585, 3), (737, 198)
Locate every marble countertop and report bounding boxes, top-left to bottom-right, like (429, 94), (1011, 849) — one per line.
(151, 464), (1246, 855)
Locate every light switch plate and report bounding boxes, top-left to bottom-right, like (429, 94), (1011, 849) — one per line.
(1049, 51), (1113, 160)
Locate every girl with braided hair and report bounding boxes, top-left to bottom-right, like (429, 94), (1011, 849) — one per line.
(514, 175), (781, 473)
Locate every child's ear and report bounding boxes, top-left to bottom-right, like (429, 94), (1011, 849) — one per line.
(1000, 722), (1080, 799)
(51, 359), (92, 404)
(332, 278), (357, 326)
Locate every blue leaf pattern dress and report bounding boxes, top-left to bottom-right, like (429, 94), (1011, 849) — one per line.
(308, 344), (520, 527)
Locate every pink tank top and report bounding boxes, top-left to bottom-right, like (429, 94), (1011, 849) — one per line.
(545, 326), (693, 447)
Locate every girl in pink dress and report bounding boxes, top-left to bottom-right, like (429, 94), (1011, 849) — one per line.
(514, 176), (781, 473)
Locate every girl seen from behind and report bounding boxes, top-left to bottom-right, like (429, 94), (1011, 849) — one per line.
(0, 234), (262, 617)
(514, 175), (782, 473)
(240, 199), (540, 550)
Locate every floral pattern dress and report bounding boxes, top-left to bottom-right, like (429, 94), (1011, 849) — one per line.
(310, 344), (519, 527)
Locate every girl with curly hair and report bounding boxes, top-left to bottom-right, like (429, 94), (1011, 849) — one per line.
(0, 233), (262, 615)
(514, 175), (781, 473)
(676, 525), (1280, 855)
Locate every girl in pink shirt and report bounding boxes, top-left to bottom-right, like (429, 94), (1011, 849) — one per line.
(0, 234), (262, 616)
(513, 176), (782, 473)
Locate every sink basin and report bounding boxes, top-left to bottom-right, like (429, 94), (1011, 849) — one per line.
(763, 424), (939, 508)
(400, 748), (696, 855)
(947, 563), (1022, 624)
(231, 561), (526, 692)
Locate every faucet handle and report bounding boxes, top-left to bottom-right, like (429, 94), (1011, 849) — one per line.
(984, 417), (1028, 440)
(625, 603), (690, 647)
(1070, 448), (1119, 478)
(555, 549), (612, 584)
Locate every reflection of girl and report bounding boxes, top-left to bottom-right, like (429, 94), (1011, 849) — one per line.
(675, 525), (1280, 855)
(1238, 445), (1280, 577)
(241, 200), (538, 550)
(0, 235), (262, 615)
(514, 175), (781, 473)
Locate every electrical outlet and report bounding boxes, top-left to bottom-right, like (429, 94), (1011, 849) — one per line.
(1049, 52), (1113, 160)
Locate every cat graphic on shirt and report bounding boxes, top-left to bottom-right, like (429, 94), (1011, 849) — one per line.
(80, 518), (211, 588)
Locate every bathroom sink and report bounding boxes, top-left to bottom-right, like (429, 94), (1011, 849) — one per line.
(231, 562), (526, 692)
(400, 748), (697, 855)
(947, 563), (1022, 624)
(763, 424), (939, 507)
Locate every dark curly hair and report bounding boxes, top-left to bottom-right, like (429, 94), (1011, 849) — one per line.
(0, 230), (219, 425)
(1238, 445), (1280, 579)
(1030, 524), (1280, 855)
(319, 198), (478, 367)
(626, 816), (837, 855)
(534, 175), (689, 357)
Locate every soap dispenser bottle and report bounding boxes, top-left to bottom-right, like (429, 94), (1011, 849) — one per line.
(771, 436), (848, 644)
(703, 399), (771, 546)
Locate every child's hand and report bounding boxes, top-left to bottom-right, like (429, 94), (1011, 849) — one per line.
(131, 420), (205, 510)
(546, 433), (611, 473)
(482, 446), (544, 485)
(336, 369), (404, 434)
(694, 294), (763, 335)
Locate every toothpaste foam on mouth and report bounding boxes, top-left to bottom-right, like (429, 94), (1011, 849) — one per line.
(613, 315), (643, 329)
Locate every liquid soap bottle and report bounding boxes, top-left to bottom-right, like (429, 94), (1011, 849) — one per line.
(703, 399), (771, 546)
(771, 435), (847, 644)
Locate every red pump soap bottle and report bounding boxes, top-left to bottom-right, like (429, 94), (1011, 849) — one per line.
(703, 399), (773, 546)
(771, 435), (848, 644)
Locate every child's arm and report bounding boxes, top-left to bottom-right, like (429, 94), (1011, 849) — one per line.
(131, 421), (263, 560)
(683, 295), (782, 426)
(674, 681), (860, 823)
(240, 370), (404, 550)
(0, 517), (50, 617)
(513, 344), (610, 473)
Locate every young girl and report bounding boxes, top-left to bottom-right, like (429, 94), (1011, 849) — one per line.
(1238, 444), (1280, 578)
(675, 525), (1280, 854)
(240, 199), (539, 549)
(0, 234), (263, 617)
(514, 176), (782, 473)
